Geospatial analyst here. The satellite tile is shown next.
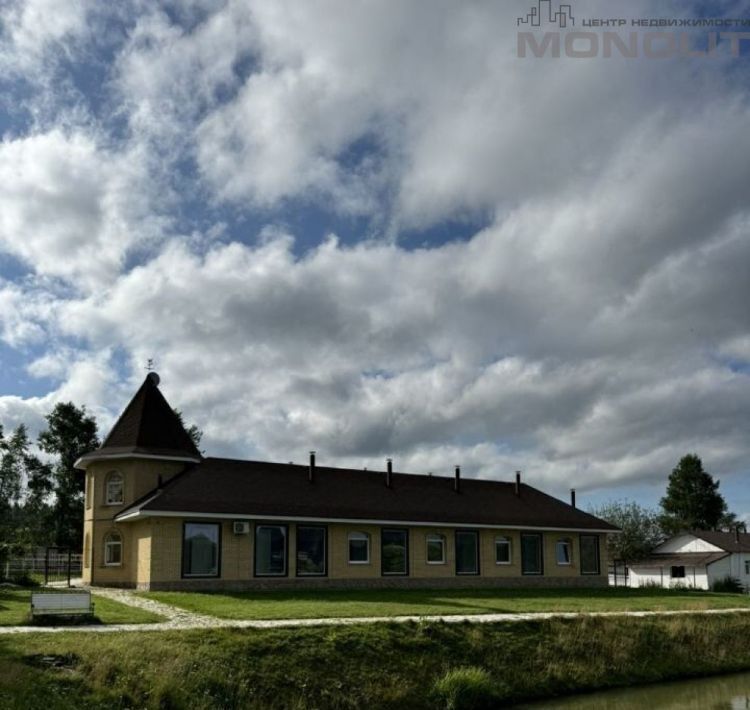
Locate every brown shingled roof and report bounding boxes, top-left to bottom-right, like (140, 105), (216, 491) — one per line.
(691, 530), (750, 553)
(116, 457), (619, 531)
(76, 374), (201, 467)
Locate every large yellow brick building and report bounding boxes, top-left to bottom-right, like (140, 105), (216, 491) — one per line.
(77, 374), (618, 590)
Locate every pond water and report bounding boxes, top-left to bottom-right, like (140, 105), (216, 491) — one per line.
(518, 671), (750, 709)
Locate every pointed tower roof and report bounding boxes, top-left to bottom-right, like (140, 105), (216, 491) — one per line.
(75, 373), (202, 469)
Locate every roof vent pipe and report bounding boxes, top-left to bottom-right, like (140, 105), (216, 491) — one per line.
(454, 465), (461, 493)
(515, 470), (521, 496)
(386, 458), (393, 488)
(570, 489), (576, 508)
(309, 451), (316, 483)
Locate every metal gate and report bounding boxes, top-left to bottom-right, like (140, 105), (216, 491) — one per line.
(43, 547), (74, 587)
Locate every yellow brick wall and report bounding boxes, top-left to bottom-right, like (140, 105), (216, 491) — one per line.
(88, 520), (135, 586)
(329, 524), (381, 578)
(410, 527), (455, 577)
(84, 458), (187, 587)
(134, 520), (152, 587)
(85, 459), (185, 522)
(150, 518), (256, 582)
(478, 530), (522, 577)
(91, 507), (607, 587)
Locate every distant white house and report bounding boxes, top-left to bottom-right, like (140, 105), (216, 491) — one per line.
(628, 530), (750, 591)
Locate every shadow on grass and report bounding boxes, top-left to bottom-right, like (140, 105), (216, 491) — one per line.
(26, 614), (102, 627)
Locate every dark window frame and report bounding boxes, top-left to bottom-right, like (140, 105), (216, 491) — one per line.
(579, 534), (601, 576)
(104, 470), (124, 506)
(295, 524), (328, 577)
(670, 565), (686, 579)
(556, 538), (573, 566)
(521, 532), (544, 576)
(426, 533), (446, 564)
(495, 536), (512, 565)
(381, 528), (410, 576)
(348, 531), (371, 564)
(254, 522), (290, 578)
(103, 530), (123, 567)
(455, 529), (480, 576)
(181, 520), (222, 579)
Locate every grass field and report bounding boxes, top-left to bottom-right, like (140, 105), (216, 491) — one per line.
(142, 586), (750, 620)
(0, 589), (163, 626)
(2, 614), (750, 708)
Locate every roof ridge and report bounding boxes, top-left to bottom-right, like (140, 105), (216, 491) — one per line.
(119, 457), (619, 532)
(78, 375), (202, 468)
(203, 456), (522, 485)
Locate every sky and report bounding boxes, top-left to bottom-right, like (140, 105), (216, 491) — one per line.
(0, 0), (749, 520)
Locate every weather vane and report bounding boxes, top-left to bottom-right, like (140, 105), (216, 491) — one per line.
(145, 358), (155, 372)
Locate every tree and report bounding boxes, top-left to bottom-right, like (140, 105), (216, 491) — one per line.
(1, 424), (54, 551)
(174, 409), (203, 450)
(659, 454), (733, 535)
(589, 500), (664, 563)
(0, 424), (21, 511)
(0, 424), (54, 570)
(38, 403), (99, 550)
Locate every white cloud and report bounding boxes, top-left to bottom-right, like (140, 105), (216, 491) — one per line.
(0, 129), (168, 290)
(55, 200), (750, 493)
(0, 0), (748, 504)
(0, 0), (91, 71)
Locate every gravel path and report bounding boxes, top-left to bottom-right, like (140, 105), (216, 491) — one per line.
(2, 587), (749, 635)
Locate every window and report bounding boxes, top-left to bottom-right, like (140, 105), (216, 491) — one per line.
(455, 530), (479, 575)
(104, 531), (122, 566)
(105, 471), (124, 505)
(579, 535), (601, 575)
(556, 539), (572, 566)
(296, 525), (326, 576)
(381, 529), (409, 575)
(348, 532), (370, 564)
(426, 534), (446, 564)
(521, 533), (543, 575)
(671, 565), (686, 579)
(182, 522), (220, 577)
(255, 524), (288, 576)
(85, 474), (92, 509)
(495, 536), (511, 565)
(745, 560), (750, 576)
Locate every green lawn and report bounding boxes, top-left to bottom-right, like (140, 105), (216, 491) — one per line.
(142, 586), (750, 621)
(0, 588), (163, 626)
(3, 614), (750, 708)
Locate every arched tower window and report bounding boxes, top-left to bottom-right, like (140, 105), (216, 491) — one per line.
(104, 531), (123, 566)
(105, 471), (124, 505)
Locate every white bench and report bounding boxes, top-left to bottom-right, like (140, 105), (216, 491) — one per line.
(30, 591), (94, 617)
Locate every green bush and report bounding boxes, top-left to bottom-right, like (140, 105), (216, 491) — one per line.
(711, 576), (744, 593)
(9, 573), (40, 588)
(432, 666), (499, 710)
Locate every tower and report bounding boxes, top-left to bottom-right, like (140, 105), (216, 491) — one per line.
(76, 373), (202, 587)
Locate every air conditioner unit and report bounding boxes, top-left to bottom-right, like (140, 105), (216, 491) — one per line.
(233, 521), (250, 535)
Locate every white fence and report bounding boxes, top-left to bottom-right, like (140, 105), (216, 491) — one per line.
(608, 562), (631, 587)
(3, 551), (82, 583)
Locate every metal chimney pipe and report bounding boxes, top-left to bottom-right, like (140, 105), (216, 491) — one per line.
(386, 458), (393, 488)
(736, 526), (741, 544)
(309, 451), (316, 483)
(454, 465), (461, 493)
(570, 489), (576, 508)
(515, 470), (521, 496)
